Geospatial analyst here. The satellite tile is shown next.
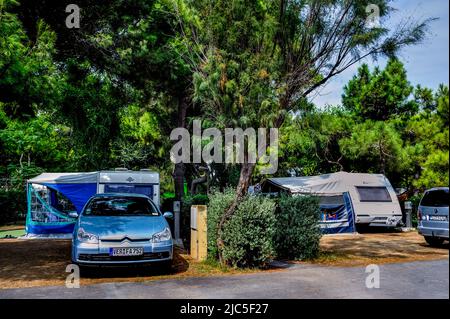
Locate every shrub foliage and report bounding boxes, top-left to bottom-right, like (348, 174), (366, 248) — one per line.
(0, 189), (26, 224)
(221, 195), (277, 268)
(274, 194), (322, 260)
(206, 188), (235, 260)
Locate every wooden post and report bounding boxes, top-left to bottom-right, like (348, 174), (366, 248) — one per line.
(190, 205), (207, 261)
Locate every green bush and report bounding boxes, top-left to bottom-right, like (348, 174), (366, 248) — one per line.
(221, 195), (277, 268)
(0, 189), (27, 225)
(274, 194), (322, 260)
(206, 188), (235, 260)
(409, 194), (423, 228)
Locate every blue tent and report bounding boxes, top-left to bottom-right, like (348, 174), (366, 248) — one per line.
(26, 172), (98, 235)
(318, 192), (356, 234)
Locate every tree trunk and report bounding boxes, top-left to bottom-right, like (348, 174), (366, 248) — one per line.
(19, 153), (24, 169)
(379, 140), (386, 175)
(173, 163), (185, 201)
(216, 161), (255, 264)
(173, 92), (190, 201)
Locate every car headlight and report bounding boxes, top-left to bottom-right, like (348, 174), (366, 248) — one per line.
(152, 227), (172, 243)
(77, 228), (98, 244)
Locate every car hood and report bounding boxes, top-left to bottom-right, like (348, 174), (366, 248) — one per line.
(79, 216), (167, 241)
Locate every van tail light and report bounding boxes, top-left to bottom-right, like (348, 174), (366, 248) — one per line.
(417, 208), (422, 221)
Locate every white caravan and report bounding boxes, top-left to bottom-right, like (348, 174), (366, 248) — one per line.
(98, 169), (160, 206)
(264, 172), (403, 227)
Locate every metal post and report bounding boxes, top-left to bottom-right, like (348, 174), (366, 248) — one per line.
(404, 201), (413, 228)
(173, 200), (182, 247)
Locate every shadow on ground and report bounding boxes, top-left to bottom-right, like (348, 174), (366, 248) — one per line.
(0, 239), (191, 288)
(79, 251), (190, 279)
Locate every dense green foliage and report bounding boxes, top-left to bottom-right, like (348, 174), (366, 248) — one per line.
(207, 191), (320, 266)
(342, 58), (417, 120)
(221, 195), (277, 268)
(274, 195), (321, 260)
(207, 189), (236, 260)
(0, 189), (26, 224)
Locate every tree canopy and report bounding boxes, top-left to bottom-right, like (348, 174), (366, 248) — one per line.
(342, 58), (417, 120)
(0, 0), (446, 228)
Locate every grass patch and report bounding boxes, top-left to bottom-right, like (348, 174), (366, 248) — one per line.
(195, 258), (263, 275)
(0, 229), (25, 238)
(312, 251), (351, 264)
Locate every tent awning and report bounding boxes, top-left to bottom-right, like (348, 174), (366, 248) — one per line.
(28, 173), (99, 213)
(264, 172), (389, 195)
(28, 172), (98, 184)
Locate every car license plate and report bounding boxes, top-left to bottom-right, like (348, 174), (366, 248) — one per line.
(429, 215), (447, 221)
(110, 247), (144, 256)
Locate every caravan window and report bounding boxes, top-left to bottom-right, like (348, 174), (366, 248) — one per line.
(356, 186), (392, 202)
(103, 184), (153, 198)
(318, 195), (344, 205)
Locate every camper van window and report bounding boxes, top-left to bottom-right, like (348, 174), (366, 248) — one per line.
(356, 186), (392, 202)
(103, 184), (153, 197)
(420, 189), (449, 207)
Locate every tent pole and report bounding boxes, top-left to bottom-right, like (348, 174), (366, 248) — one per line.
(26, 182), (31, 233)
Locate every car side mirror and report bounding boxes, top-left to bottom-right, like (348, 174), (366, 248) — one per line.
(69, 212), (79, 218)
(163, 212), (174, 219)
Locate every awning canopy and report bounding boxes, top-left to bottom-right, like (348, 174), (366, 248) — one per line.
(28, 172), (98, 213)
(264, 172), (389, 195)
(28, 172), (98, 184)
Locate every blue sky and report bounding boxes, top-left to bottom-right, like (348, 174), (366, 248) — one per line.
(312, 0), (449, 108)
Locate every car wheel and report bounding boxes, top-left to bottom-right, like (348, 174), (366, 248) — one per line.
(77, 264), (95, 277)
(424, 236), (444, 247)
(157, 260), (173, 272)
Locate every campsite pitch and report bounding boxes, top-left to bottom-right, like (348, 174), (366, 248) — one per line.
(0, 231), (448, 289)
(312, 230), (448, 266)
(0, 239), (261, 289)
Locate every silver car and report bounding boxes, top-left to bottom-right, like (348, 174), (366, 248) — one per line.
(71, 193), (173, 267)
(418, 187), (449, 246)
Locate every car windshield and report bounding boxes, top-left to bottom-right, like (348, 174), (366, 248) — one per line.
(83, 196), (160, 216)
(421, 190), (449, 207)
